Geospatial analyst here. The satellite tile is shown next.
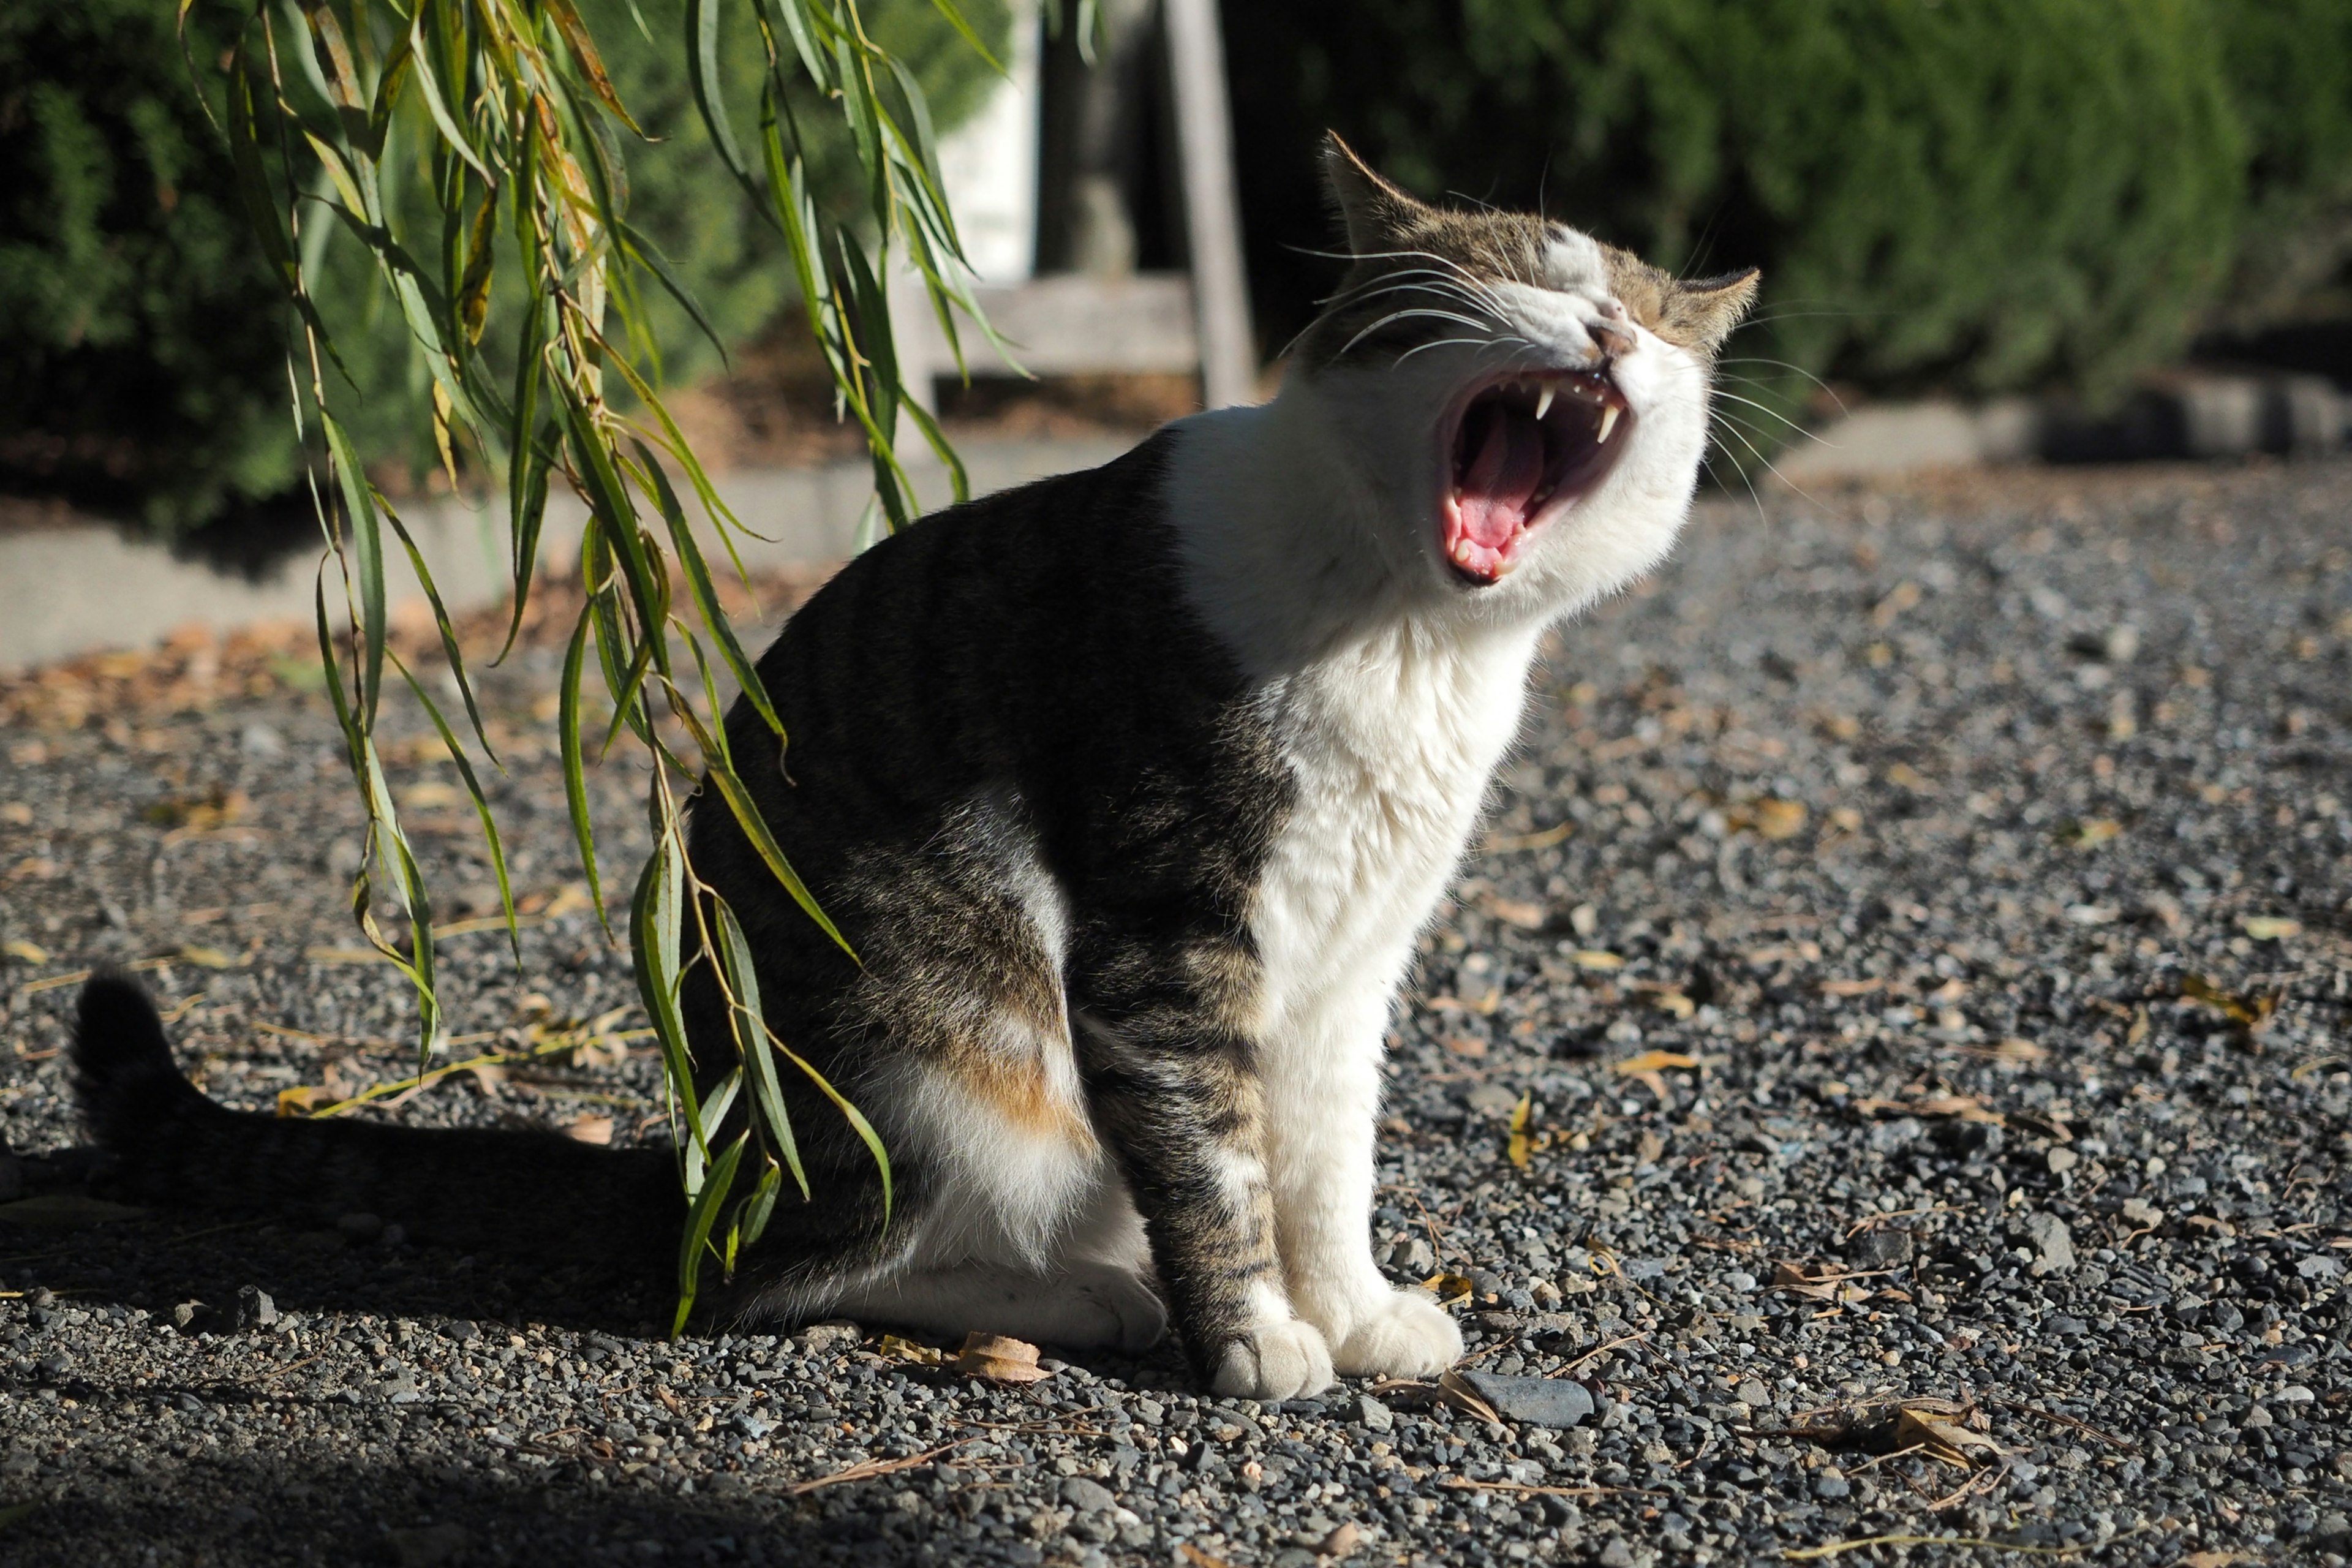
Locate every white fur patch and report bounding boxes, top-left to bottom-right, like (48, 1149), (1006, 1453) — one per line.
(1160, 235), (1719, 1327)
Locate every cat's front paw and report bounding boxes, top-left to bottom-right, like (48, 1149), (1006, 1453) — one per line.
(1332, 1287), (1463, 1378)
(1210, 1318), (1335, 1400)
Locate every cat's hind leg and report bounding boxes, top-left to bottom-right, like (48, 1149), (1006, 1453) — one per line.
(826, 1258), (1166, 1352)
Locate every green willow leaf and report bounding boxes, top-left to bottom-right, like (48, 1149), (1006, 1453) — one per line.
(674, 1130), (746, 1335)
(381, 507), (499, 766)
(631, 440), (783, 739)
(771, 1033), (891, 1229)
(557, 607), (609, 934)
(687, 0), (755, 186)
(391, 652), (521, 964)
(630, 828), (704, 1156)
(317, 412), (386, 723)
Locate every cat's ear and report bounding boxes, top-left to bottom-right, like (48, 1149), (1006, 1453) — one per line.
(1666, 268), (1760, 355)
(1321, 132), (1424, 258)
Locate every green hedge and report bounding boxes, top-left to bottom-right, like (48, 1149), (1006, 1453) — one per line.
(0, 0), (1005, 532)
(1226, 0), (2352, 417)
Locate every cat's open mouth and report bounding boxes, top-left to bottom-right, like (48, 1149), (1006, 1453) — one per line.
(1441, 370), (1629, 585)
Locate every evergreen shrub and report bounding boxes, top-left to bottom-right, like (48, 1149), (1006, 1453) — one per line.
(1226, 0), (2352, 426)
(0, 0), (1005, 532)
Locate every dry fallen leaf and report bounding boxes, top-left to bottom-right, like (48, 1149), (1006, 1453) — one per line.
(1819, 977), (1884, 997)
(1481, 895), (1550, 929)
(1612, 1049), (1698, 1101)
(276, 1085), (333, 1118)
(953, 1332), (1050, 1384)
(1894, 1400), (2003, 1467)
(2241, 916), (2302, 941)
(1770, 1261), (1842, 1302)
(1750, 799), (1808, 840)
(1992, 1038), (2045, 1065)
(878, 1335), (946, 1366)
(1420, 1272), (1476, 1307)
(562, 1115), (614, 1145)
(1507, 1092), (1534, 1171)
(1480, 822), (1575, 854)
(1, 938), (50, 965)
(1883, 763), (1932, 793)
(176, 944), (237, 969)
(2182, 974), (2277, 1031)
(1567, 949), (1624, 971)
(1436, 1368), (1502, 1425)
(2062, 817), (2122, 850)
(1648, 990), (1695, 1019)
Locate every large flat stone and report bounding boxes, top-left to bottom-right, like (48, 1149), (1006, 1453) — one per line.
(1457, 1371), (1596, 1428)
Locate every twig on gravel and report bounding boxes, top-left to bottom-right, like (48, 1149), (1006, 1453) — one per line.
(786, 1439), (970, 1496)
(1561, 1332), (1646, 1374)
(1842, 1204), (1951, 1239)
(962, 1419), (1115, 1439)
(1991, 1400), (2140, 1454)
(252, 1355), (326, 1384)
(1441, 1476), (1664, 1501)
(1786, 1529), (2124, 1560)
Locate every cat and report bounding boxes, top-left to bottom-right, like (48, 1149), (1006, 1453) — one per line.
(70, 134), (1754, 1400)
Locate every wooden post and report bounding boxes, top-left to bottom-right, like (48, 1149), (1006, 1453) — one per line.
(1161, 0), (1256, 409)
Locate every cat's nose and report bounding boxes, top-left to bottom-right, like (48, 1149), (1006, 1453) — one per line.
(1590, 298), (1636, 359)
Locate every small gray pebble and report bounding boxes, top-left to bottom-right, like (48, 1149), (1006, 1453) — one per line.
(1060, 1476), (1115, 1513)
(233, 1286), (277, 1330)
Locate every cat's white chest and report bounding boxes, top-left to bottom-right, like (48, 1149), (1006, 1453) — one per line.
(1248, 627), (1538, 1042)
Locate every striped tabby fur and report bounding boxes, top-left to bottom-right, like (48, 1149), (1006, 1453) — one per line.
(72, 136), (1753, 1397)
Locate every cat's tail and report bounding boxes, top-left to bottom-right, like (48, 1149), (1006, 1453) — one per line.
(70, 970), (680, 1267)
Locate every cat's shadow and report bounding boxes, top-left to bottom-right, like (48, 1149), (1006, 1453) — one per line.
(5, 1186), (670, 1338)
(4, 1161), (1202, 1390)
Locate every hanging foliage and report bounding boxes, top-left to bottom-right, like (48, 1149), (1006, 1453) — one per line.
(202, 0), (1004, 1329)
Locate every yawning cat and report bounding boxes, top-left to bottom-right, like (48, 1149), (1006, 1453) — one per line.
(72, 135), (1754, 1398)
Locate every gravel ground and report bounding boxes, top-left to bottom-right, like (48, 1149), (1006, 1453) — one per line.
(0, 456), (2348, 1567)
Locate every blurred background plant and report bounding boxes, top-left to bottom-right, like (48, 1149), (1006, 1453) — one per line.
(1229, 0), (2352, 428)
(0, 0), (1006, 534)
(7, 0), (2348, 532)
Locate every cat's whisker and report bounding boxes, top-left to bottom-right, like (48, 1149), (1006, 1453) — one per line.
(1708, 410), (1830, 511)
(1338, 307), (1498, 362)
(1321, 247), (1517, 317)
(1707, 390), (1833, 447)
(1392, 334), (1504, 366)
(1322, 274), (1504, 325)
(1715, 356), (1849, 408)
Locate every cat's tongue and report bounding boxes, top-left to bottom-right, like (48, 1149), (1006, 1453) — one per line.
(1446, 403), (1547, 581)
